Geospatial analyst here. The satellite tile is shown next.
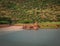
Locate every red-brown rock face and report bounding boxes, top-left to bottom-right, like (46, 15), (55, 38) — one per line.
(23, 23), (40, 30)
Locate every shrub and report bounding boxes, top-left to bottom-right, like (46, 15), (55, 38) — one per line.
(17, 20), (33, 23)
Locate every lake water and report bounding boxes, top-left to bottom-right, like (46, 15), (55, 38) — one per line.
(0, 29), (60, 46)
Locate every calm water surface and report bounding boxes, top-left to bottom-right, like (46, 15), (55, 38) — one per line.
(0, 29), (60, 46)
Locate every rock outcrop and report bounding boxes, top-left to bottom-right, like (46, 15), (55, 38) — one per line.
(23, 23), (40, 30)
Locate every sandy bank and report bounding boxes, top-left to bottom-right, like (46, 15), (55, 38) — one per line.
(0, 26), (23, 32)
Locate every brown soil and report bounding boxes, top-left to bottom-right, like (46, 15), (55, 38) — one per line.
(0, 24), (10, 28)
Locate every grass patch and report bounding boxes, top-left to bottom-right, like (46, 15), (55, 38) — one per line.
(38, 22), (60, 29)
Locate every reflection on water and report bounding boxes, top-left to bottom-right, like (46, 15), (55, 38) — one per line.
(0, 29), (60, 46)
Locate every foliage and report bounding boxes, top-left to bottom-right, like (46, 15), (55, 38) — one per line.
(0, 0), (60, 23)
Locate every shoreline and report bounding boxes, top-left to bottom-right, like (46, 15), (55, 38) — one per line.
(0, 23), (60, 32)
(0, 25), (23, 32)
(0, 23), (39, 31)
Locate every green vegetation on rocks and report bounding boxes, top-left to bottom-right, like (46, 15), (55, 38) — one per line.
(0, 0), (60, 24)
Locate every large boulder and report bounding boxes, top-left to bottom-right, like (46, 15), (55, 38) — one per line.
(23, 23), (40, 30)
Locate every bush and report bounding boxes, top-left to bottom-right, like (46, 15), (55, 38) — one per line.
(0, 20), (13, 24)
(0, 17), (12, 24)
(17, 20), (33, 23)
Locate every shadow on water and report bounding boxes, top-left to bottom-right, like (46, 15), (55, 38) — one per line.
(0, 29), (60, 46)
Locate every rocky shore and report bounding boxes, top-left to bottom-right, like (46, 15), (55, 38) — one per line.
(23, 23), (40, 30)
(0, 23), (40, 32)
